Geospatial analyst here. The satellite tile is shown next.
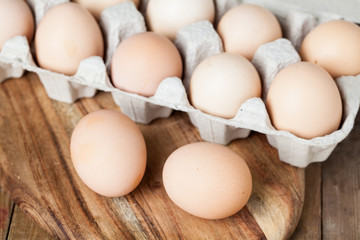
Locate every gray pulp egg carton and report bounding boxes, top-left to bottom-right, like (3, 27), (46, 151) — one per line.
(104, 0), (360, 167)
(0, 0), (97, 103)
(0, 0), (360, 168)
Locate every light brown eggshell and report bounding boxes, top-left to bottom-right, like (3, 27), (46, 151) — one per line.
(217, 4), (282, 60)
(0, 0), (34, 49)
(146, 0), (215, 40)
(35, 2), (104, 76)
(70, 110), (147, 197)
(73, 0), (141, 20)
(266, 62), (343, 139)
(163, 142), (252, 220)
(189, 52), (261, 119)
(300, 20), (360, 78)
(111, 32), (183, 97)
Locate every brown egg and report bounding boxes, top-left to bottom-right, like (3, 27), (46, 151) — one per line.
(300, 20), (360, 78)
(217, 4), (282, 60)
(70, 109), (147, 197)
(74, 0), (141, 20)
(0, 0), (34, 49)
(146, 0), (215, 40)
(266, 62), (343, 139)
(35, 2), (104, 75)
(111, 32), (183, 97)
(163, 142), (252, 220)
(189, 53), (261, 119)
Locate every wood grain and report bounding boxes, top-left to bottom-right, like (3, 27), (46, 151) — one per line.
(0, 189), (13, 240)
(0, 73), (305, 239)
(291, 163), (322, 239)
(322, 112), (360, 239)
(7, 206), (54, 240)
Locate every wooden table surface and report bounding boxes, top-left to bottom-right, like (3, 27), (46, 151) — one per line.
(0, 73), (359, 240)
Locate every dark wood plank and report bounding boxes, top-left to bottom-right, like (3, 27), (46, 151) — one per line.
(322, 111), (360, 239)
(7, 205), (54, 240)
(0, 73), (304, 239)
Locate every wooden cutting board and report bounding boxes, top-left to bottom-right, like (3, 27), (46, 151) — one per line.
(0, 73), (304, 240)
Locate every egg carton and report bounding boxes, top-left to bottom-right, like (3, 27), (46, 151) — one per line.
(0, 0), (360, 168)
(180, 33), (360, 167)
(0, 0), (95, 102)
(0, 1), (225, 115)
(0, 0), (147, 103)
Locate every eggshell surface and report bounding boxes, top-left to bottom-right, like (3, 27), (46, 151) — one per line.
(163, 142), (252, 220)
(35, 2), (104, 75)
(266, 62), (343, 139)
(0, 0), (34, 49)
(146, 0), (215, 40)
(300, 20), (360, 78)
(189, 53), (261, 119)
(70, 110), (147, 197)
(217, 4), (282, 60)
(111, 32), (183, 97)
(74, 0), (140, 20)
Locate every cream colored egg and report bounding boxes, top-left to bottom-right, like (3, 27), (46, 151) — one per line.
(189, 53), (261, 119)
(300, 20), (360, 78)
(74, 0), (140, 20)
(266, 62), (343, 139)
(111, 32), (183, 97)
(217, 4), (282, 60)
(146, 0), (215, 40)
(70, 110), (147, 197)
(0, 0), (34, 49)
(163, 142), (252, 220)
(35, 3), (104, 75)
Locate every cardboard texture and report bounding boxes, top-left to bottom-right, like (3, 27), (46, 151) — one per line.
(0, 0), (359, 167)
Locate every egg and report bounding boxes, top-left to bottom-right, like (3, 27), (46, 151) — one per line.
(266, 62), (343, 139)
(70, 109), (147, 197)
(111, 32), (183, 97)
(163, 142), (252, 220)
(300, 20), (360, 78)
(146, 0), (215, 40)
(217, 4), (282, 60)
(73, 0), (141, 20)
(35, 2), (104, 75)
(0, 0), (34, 49)
(189, 53), (261, 119)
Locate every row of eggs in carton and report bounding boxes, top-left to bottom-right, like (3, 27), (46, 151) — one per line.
(0, 0), (360, 168)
